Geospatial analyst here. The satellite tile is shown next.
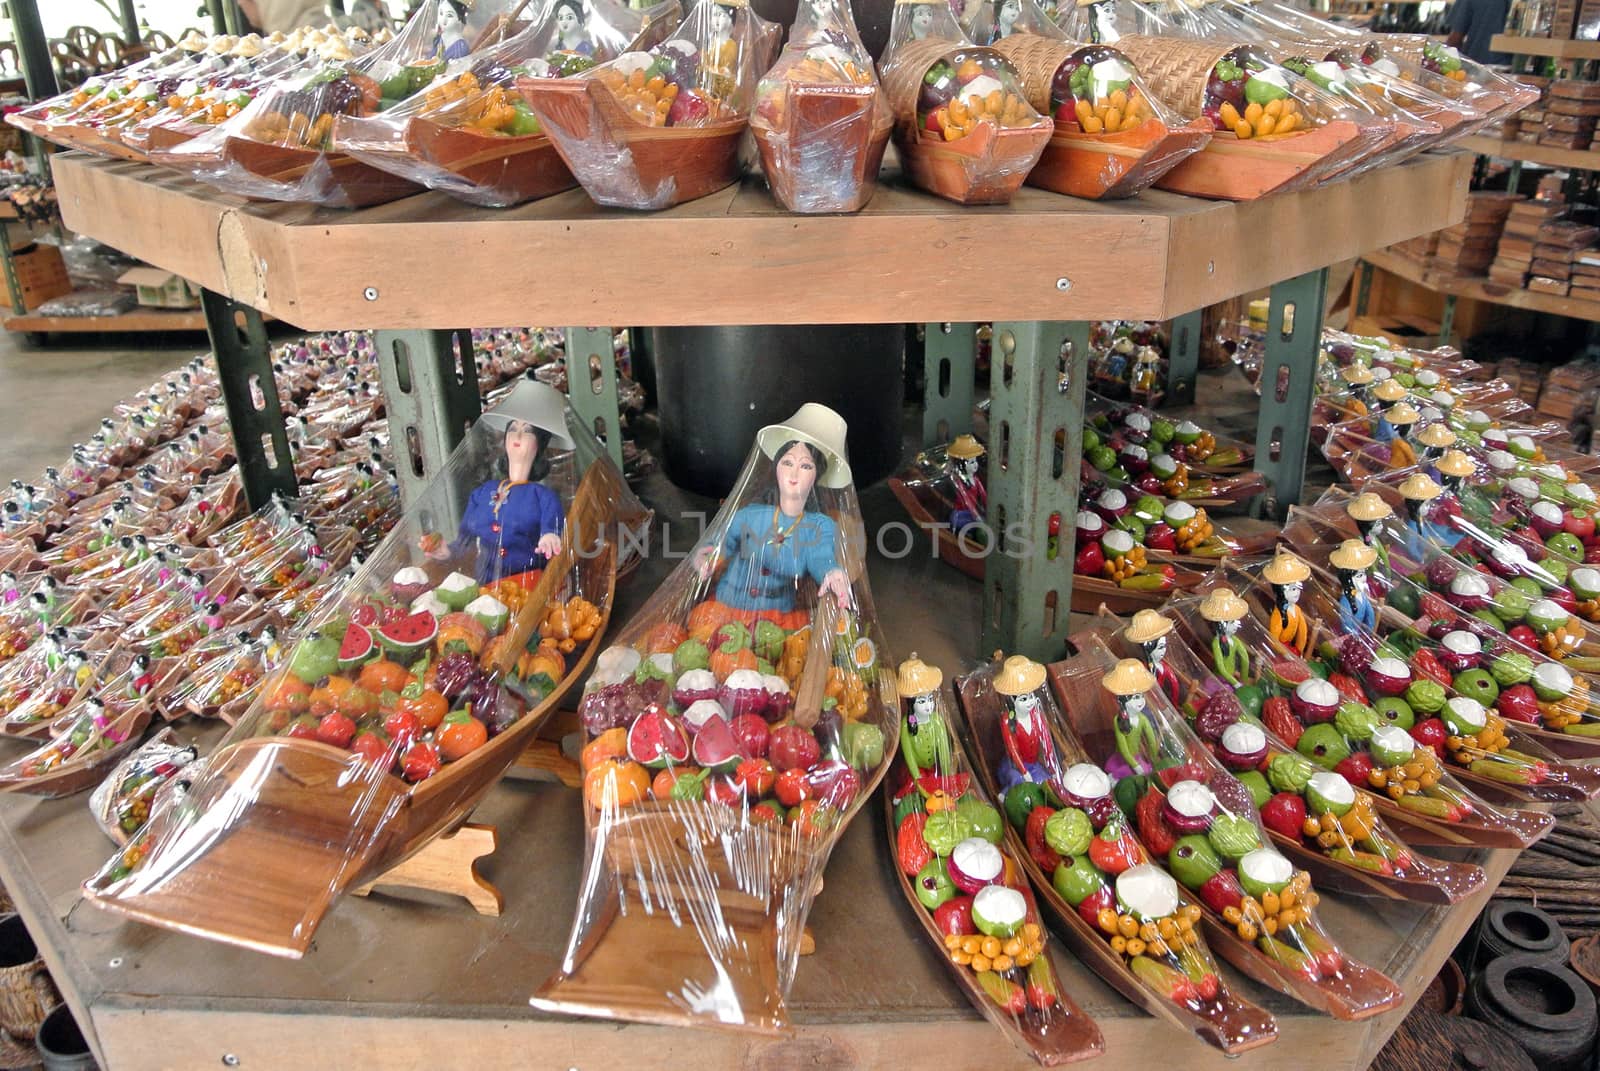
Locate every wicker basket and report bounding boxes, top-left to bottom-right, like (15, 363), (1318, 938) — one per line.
(1110, 35), (1237, 117)
(0, 918), (57, 1042)
(881, 37), (961, 120)
(990, 33), (1073, 114)
(1, 244), (69, 314)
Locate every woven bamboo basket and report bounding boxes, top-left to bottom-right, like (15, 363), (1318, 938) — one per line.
(0, 919), (57, 1042)
(881, 36), (1051, 203)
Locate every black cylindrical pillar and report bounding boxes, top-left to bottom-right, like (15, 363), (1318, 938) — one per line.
(652, 325), (904, 497)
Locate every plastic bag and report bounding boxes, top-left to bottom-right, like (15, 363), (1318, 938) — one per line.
(532, 403), (896, 1032)
(952, 653), (1280, 1050)
(518, 0), (762, 209)
(882, 653), (1104, 1062)
(334, 0), (682, 207)
(748, 0), (892, 212)
(878, 0), (1052, 204)
(162, 4), (452, 207)
(84, 380), (649, 958)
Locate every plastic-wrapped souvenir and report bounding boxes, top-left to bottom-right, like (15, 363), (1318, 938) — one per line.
(518, 0), (761, 209)
(0, 676), (154, 799)
(963, 0), (1210, 199)
(885, 654), (1103, 1063)
(1159, 587), (1555, 852)
(748, 0), (892, 213)
(89, 729), (199, 847)
(532, 403), (895, 1032)
(0, 642), (123, 740)
(335, 0), (681, 207)
(1101, 34), (1389, 200)
(878, 0), (1052, 204)
(85, 380), (648, 957)
(162, 6), (454, 207)
(952, 654), (1279, 1052)
(152, 624), (285, 723)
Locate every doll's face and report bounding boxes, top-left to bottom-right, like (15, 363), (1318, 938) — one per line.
(556, 5), (582, 35)
(954, 454), (980, 480)
(505, 419), (542, 472)
(1282, 580), (1303, 605)
(1218, 618), (1240, 638)
(775, 442), (819, 504)
(712, 4), (734, 34)
(1011, 691), (1040, 722)
(439, 4), (463, 31)
(999, 0), (1020, 26)
(1121, 692), (1146, 717)
(1146, 635), (1168, 664)
(912, 692), (937, 717)
(911, 5), (934, 35)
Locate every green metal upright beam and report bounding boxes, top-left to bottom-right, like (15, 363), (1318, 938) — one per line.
(563, 326), (624, 473)
(1438, 294), (1457, 348)
(922, 322), (978, 447)
(9, 0), (56, 102)
(980, 321), (1089, 664)
(1251, 268), (1329, 520)
(374, 329), (482, 516)
(1165, 310), (1201, 407)
(0, 221), (25, 318)
(118, 0), (141, 43)
(1355, 259), (1375, 318)
(201, 290), (297, 510)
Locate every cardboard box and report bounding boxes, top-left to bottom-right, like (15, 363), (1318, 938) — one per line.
(116, 267), (201, 309)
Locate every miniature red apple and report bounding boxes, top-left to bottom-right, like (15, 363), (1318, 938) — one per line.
(1074, 884), (1115, 928)
(1260, 793), (1307, 840)
(934, 895), (976, 936)
(1509, 624), (1540, 649)
(1411, 718), (1448, 757)
(1496, 683), (1541, 724)
(1334, 752), (1375, 788)
(1198, 869), (1244, 914)
(1144, 522), (1177, 553)
(1075, 542), (1106, 577)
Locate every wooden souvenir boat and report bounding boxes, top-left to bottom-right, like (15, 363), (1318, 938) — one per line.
(35, 121), (149, 163)
(990, 35), (1210, 200)
(1145, 599), (1555, 852)
(0, 688), (153, 800)
(517, 75), (746, 210)
(406, 117), (577, 207)
(751, 81), (892, 213)
(0, 645), (142, 743)
(888, 471), (1208, 609)
(1044, 645), (1407, 1020)
(954, 668), (1280, 1052)
(883, 784), (1105, 1065)
(216, 134), (424, 208)
(1043, 652), (1485, 907)
(83, 462), (625, 957)
(1087, 394), (1257, 474)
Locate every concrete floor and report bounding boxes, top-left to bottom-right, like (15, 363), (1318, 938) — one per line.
(0, 328), (199, 482)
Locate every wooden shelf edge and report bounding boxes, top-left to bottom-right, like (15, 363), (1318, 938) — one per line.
(1365, 246), (1600, 321)
(1490, 33), (1600, 58)
(2, 308), (209, 333)
(1460, 135), (1600, 170)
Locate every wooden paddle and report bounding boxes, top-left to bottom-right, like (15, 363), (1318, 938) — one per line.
(791, 594), (838, 731)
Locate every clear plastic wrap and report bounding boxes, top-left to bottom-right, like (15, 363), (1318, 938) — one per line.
(749, 0), (893, 213)
(1108, 35), (1392, 200)
(878, 0), (1053, 204)
(84, 379), (650, 957)
(1157, 588), (1555, 850)
(882, 654), (1104, 1063)
(89, 728), (199, 847)
(531, 403), (896, 1032)
(518, 0), (762, 209)
(951, 654), (1279, 1052)
(1088, 394), (1254, 471)
(1365, 34), (1539, 131)
(334, 0), (682, 207)
(162, 7), (448, 207)
(968, 1), (1212, 199)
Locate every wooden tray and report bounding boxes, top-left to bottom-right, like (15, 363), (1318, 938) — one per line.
(751, 81), (892, 214)
(516, 76), (746, 211)
(220, 134), (424, 209)
(36, 121), (149, 163)
(953, 667), (1281, 1052)
(895, 119), (1051, 206)
(1154, 120), (1365, 202)
(1028, 116), (1212, 201)
(405, 117), (577, 207)
(81, 463), (623, 957)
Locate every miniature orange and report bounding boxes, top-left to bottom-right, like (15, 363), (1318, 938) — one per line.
(651, 764), (699, 800)
(357, 659), (411, 696)
(264, 674), (311, 713)
(396, 688), (448, 730)
(580, 728), (628, 773)
(584, 759), (650, 810)
(644, 622), (689, 654)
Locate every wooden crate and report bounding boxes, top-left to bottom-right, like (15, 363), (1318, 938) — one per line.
(2, 243), (70, 312)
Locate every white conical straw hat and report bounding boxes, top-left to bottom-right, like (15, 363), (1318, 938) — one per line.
(758, 403), (853, 488)
(479, 376), (575, 449)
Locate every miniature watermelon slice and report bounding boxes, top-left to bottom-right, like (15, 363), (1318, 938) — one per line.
(376, 610), (438, 662)
(691, 714), (741, 773)
(627, 709), (692, 768)
(337, 622), (375, 671)
(1265, 658), (1311, 691)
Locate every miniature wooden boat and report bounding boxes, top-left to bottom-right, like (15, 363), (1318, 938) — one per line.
(82, 462), (623, 957)
(954, 669), (1280, 1052)
(0, 698), (152, 799)
(1154, 119), (1366, 201)
(34, 121), (149, 163)
(406, 117), (577, 207)
(217, 135), (424, 208)
(751, 81), (892, 214)
(517, 76), (746, 210)
(1056, 642), (1406, 1019)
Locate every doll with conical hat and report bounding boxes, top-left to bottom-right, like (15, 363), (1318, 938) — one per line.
(1396, 472), (1451, 560)
(1199, 587), (1251, 686)
(1124, 609), (1180, 704)
(1338, 364), (1374, 417)
(1415, 422), (1456, 467)
(1102, 658), (1160, 775)
(1381, 402), (1420, 471)
(1346, 492), (1393, 579)
(1263, 549), (1311, 656)
(1370, 378), (1408, 443)
(993, 655), (1061, 787)
(896, 654), (953, 782)
(1329, 539), (1377, 633)
(945, 435), (987, 535)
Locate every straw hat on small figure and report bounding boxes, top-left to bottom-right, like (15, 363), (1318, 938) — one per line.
(897, 654), (952, 781)
(993, 655), (1058, 785)
(1199, 587), (1250, 686)
(1125, 609), (1180, 704)
(1329, 539), (1377, 633)
(1262, 549), (1312, 656)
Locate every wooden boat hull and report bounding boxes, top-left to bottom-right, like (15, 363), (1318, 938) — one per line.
(220, 135), (423, 208)
(954, 671), (1280, 1052)
(36, 121), (147, 162)
(895, 119), (1051, 205)
(1027, 117), (1211, 200)
(751, 82), (891, 214)
(1154, 120), (1363, 201)
(517, 77), (745, 211)
(404, 117), (577, 208)
(0, 705), (152, 799)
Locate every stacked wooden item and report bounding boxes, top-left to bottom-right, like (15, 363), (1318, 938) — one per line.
(1493, 356), (1548, 405)
(1490, 196), (1567, 286)
(1504, 74), (1551, 143)
(1496, 805), (1600, 938)
(1433, 192), (1518, 275)
(1540, 80), (1600, 150)
(1528, 219), (1600, 295)
(1538, 359), (1600, 419)
(1569, 249), (1600, 299)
